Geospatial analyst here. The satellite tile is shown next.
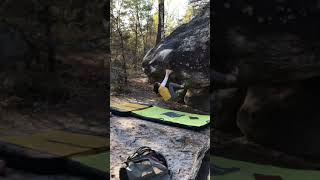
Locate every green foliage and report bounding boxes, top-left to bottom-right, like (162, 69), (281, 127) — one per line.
(153, 12), (159, 31)
(111, 0), (156, 81)
(165, 12), (177, 36)
(183, 6), (194, 23)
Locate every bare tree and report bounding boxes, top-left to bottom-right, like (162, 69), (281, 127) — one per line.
(42, 3), (56, 72)
(156, 0), (165, 45)
(114, 7), (128, 84)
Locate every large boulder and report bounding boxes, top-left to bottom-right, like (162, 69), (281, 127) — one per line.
(237, 79), (320, 159)
(214, 0), (320, 85)
(214, 0), (320, 159)
(142, 4), (210, 112)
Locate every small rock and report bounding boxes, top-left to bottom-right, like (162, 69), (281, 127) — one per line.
(176, 136), (187, 143)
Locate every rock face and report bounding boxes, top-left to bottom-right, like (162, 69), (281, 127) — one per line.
(110, 116), (210, 180)
(214, 0), (320, 83)
(142, 4), (210, 112)
(213, 0), (320, 159)
(213, 88), (244, 132)
(237, 80), (320, 158)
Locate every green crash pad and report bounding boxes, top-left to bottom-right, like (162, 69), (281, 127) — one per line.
(132, 106), (210, 129)
(211, 156), (320, 180)
(0, 131), (107, 156)
(71, 152), (109, 172)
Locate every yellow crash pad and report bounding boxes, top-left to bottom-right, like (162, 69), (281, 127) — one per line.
(110, 102), (148, 112)
(0, 131), (107, 157)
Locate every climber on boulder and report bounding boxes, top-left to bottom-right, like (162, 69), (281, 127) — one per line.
(153, 69), (186, 102)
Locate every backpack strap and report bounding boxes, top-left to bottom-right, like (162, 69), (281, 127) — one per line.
(125, 146), (153, 166)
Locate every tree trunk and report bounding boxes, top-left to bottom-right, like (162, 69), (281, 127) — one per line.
(137, 13), (145, 55)
(134, 18), (138, 67)
(144, 19), (149, 54)
(116, 16), (127, 84)
(45, 5), (56, 72)
(102, 0), (110, 54)
(156, 0), (165, 45)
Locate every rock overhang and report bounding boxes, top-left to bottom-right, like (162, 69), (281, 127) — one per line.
(142, 3), (210, 88)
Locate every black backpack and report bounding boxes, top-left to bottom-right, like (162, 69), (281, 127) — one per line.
(119, 146), (171, 180)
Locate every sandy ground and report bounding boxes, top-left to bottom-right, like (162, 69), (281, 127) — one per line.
(110, 116), (210, 180)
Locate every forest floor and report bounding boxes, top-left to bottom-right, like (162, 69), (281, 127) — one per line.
(0, 49), (107, 136)
(0, 49), (107, 179)
(110, 71), (210, 179)
(110, 70), (206, 114)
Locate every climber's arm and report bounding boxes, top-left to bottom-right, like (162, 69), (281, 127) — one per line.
(160, 69), (173, 87)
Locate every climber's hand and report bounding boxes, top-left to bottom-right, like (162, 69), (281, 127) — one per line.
(166, 69), (173, 75)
